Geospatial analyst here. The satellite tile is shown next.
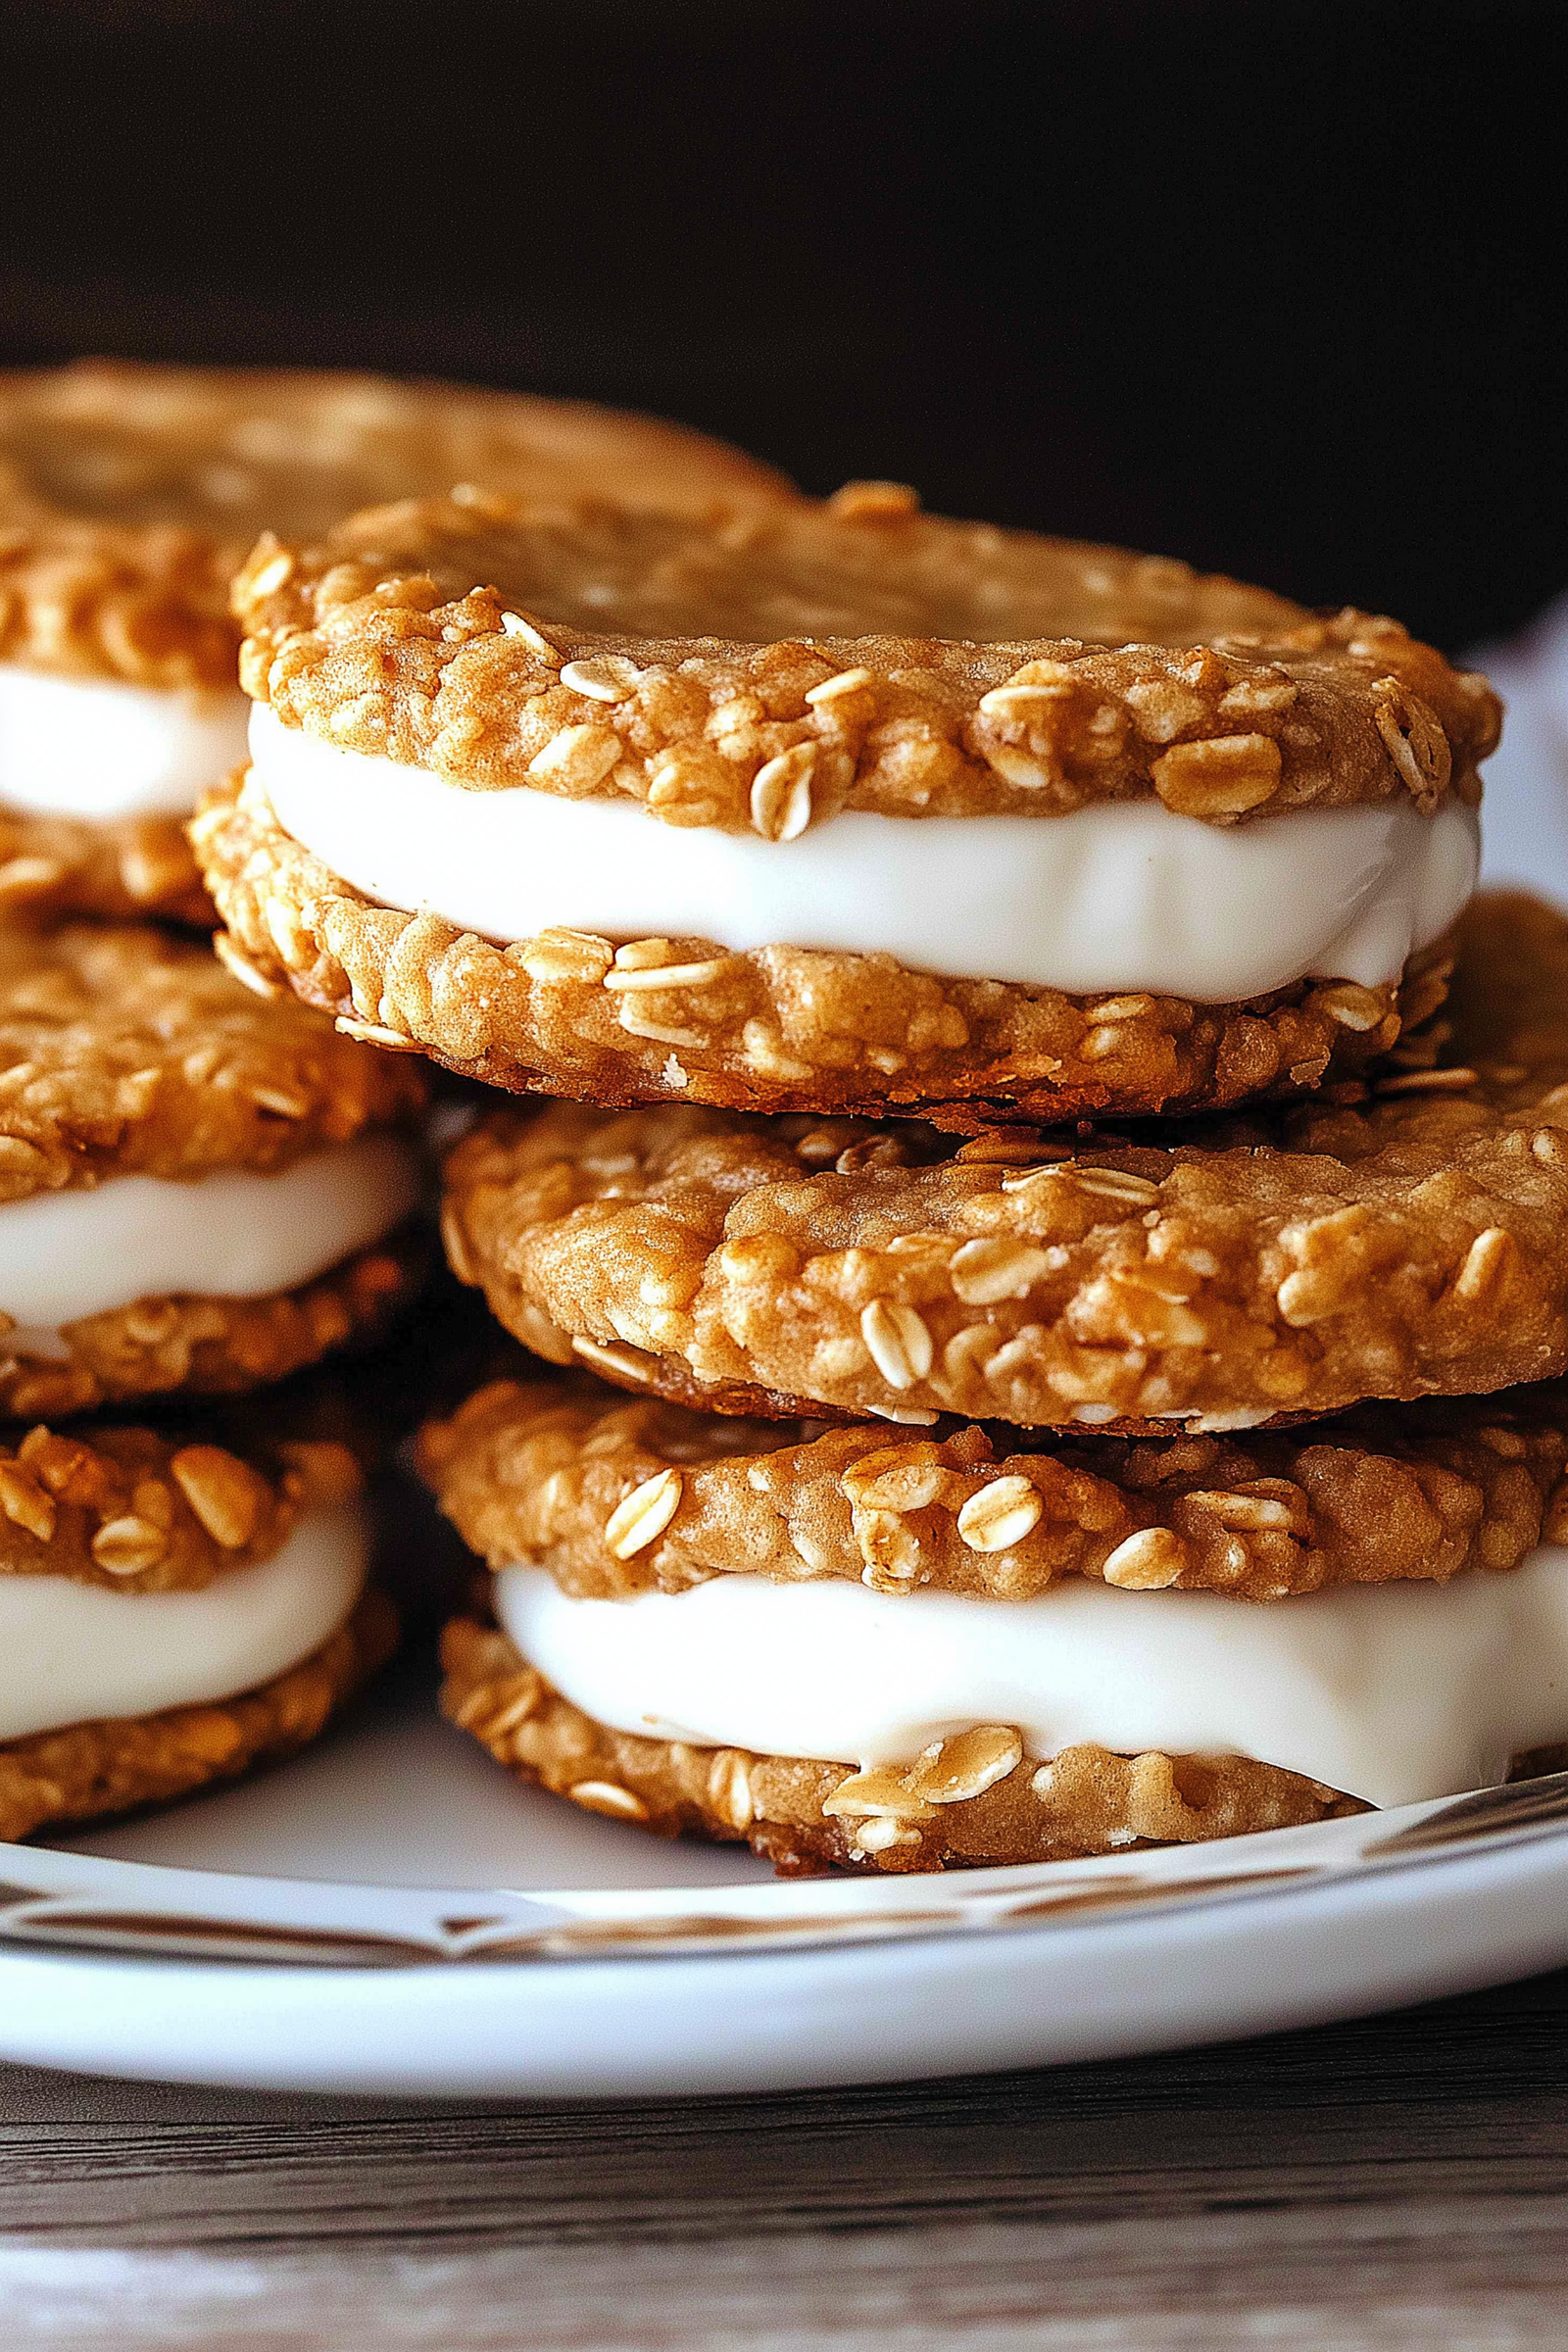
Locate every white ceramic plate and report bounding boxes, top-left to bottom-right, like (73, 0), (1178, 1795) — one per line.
(0, 1663), (1564, 2096)
(2, 693), (1566, 2100)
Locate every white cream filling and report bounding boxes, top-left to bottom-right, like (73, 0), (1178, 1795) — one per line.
(0, 1132), (419, 1336)
(498, 1548), (1568, 1811)
(0, 663), (251, 818)
(252, 704), (1479, 1001)
(0, 1503), (367, 1742)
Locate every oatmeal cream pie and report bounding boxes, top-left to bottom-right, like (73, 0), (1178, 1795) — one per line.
(0, 919), (428, 1420)
(0, 1412), (394, 1841)
(0, 361), (794, 920)
(438, 894), (1568, 1436)
(421, 1370), (1568, 1874)
(198, 486), (1497, 1126)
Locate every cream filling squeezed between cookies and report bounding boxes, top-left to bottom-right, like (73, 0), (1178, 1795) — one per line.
(0, 663), (251, 818)
(498, 1549), (1568, 1811)
(0, 1503), (367, 1742)
(251, 706), (1479, 1001)
(0, 1132), (419, 1340)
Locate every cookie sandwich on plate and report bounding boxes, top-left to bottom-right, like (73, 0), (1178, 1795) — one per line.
(0, 1400), (393, 1841)
(420, 1367), (1568, 1873)
(199, 482), (1494, 1127)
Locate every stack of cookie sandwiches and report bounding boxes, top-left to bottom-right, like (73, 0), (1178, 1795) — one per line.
(195, 479), (1568, 1879)
(0, 916), (429, 1838)
(0, 364), (794, 1843)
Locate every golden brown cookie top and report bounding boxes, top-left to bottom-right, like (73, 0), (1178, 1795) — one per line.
(438, 894), (1568, 1433)
(0, 921), (425, 1201)
(0, 361), (796, 689)
(0, 1417), (363, 1595)
(235, 486), (1499, 827)
(418, 1370), (1568, 1605)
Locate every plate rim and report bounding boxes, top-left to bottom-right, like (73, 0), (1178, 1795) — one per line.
(4, 1766), (1568, 1972)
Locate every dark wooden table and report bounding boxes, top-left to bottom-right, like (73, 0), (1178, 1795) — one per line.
(2, 1964), (1567, 2347)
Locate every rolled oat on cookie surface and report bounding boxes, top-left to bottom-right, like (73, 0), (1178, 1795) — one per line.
(0, 1401), (393, 1842)
(0, 919), (428, 1417)
(434, 894), (1568, 1434)
(0, 361), (794, 918)
(422, 1368), (1568, 1876)
(198, 485), (1495, 1125)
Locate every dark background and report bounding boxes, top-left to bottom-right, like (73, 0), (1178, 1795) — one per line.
(2, 0), (1564, 650)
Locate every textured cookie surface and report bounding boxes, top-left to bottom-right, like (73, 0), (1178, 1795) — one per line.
(0, 920), (425, 1201)
(418, 1370), (1568, 1605)
(436, 894), (1568, 1431)
(440, 1618), (1361, 1876)
(235, 490), (1497, 827)
(195, 766), (1446, 1127)
(0, 1587), (394, 1843)
(0, 1410), (365, 1594)
(0, 362), (794, 688)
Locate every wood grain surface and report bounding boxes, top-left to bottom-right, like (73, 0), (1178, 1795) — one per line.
(2, 1966), (1568, 2347)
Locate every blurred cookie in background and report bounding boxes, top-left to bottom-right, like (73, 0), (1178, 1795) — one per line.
(0, 361), (798, 920)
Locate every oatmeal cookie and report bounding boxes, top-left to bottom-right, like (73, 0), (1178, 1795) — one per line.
(0, 1586), (395, 1843)
(234, 489), (1495, 825)
(194, 767), (1451, 1127)
(0, 1226), (424, 1423)
(0, 362), (795, 692)
(418, 1370), (1568, 1606)
(439, 1618), (1361, 1876)
(437, 894), (1568, 1432)
(0, 919), (424, 1199)
(0, 1412), (365, 1596)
